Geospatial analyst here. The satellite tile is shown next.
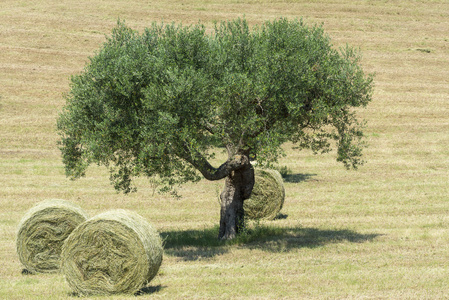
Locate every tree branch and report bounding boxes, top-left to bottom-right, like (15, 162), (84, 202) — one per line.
(201, 120), (216, 134)
(178, 143), (249, 181)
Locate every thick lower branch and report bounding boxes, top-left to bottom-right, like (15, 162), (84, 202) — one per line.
(179, 147), (249, 181)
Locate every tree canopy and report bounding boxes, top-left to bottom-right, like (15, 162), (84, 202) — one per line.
(57, 18), (373, 194)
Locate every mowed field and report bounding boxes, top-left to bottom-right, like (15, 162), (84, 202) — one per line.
(1, 0), (449, 299)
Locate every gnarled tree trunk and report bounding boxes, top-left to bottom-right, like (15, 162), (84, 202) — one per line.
(179, 149), (255, 240)
(218, 161), (254, 240)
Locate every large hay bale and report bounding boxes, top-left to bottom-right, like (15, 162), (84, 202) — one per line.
(16, 199), (88, 273)
(244, 169), (285, 220)
(61, 209), (163, 296)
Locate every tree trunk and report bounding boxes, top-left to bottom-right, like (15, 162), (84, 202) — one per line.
(218, 161), (254, 240)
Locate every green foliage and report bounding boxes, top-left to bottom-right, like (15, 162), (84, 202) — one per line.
(57, 18), (373, 192)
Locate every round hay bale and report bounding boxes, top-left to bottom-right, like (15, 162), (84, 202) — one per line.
(61, 209), (163, 296)
(16, 199), (88, 273)
(244, 169), (285, 220)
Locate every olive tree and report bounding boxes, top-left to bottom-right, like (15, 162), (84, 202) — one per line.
(57, 18), (373, 240)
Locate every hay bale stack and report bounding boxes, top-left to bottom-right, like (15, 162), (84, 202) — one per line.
(244, 169), (285, 220)
(16, 199), (88, 273)
(61, 209), (163, 296)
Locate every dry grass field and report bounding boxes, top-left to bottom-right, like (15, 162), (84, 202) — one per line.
(1, 0), (449, 299)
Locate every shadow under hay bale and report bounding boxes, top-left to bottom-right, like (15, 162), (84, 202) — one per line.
(16, 199), (88, 274)
(244, 169), (285, 220)
(61, 209), (163, 296)
(135, 284), (165, 296)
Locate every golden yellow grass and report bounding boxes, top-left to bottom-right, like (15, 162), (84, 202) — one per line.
(1, 0), (449, 299)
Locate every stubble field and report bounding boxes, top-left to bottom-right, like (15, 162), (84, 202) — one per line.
(1, 0), (448, 299)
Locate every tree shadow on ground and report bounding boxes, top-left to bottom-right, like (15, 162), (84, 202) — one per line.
(161, 227), (227, 261)
(282, 173), (317, 183)
(161, 226), (381, 261)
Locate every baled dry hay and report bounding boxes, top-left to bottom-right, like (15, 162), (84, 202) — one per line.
(244, 169), (285, 220)
(16, 199), (88, 273)
(61, 209), (163, 296)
